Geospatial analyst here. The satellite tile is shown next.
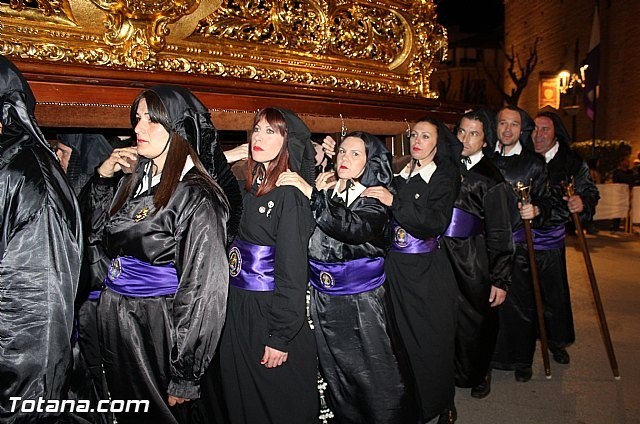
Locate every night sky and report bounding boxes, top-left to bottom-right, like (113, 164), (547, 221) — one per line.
(434, 0), (504, 33)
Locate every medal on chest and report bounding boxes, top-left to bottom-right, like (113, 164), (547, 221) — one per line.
(134, 207), (150, 222)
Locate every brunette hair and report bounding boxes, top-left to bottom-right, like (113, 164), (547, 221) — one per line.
(110, 89), (215, 216)
(245, 107), (290, 196)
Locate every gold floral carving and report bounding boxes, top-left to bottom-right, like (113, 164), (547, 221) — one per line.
(0, 0), (447, 97)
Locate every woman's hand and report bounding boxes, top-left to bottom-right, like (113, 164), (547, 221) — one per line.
(315, 172), (337, 192)
(362, 186), (394, 207)
(167, 395), (192, 407)
(276, 171), (313, 199)
(97, 147), (138, 178)
(321, 136), (337, 159)
(224, 143), (249, 163)
(261, 346), (289, 368)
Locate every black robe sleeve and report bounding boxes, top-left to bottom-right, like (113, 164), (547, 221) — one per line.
(0, 147), (82, 418)
(212, 142), (243, 244)
(528, 156), (551, 229)
(267, 188), (314, 351)
(168, 190), (229, 398)
(311, 189), (389, 245)
(484, 181), (514, 289)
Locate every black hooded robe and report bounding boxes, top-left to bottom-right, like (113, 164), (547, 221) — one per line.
(88, 86), (230, 424)
(219, 108), (318, 424)
(0, 55), (83, 423)
(537, 137), (599, 350)
(488, 112), (551, 371)
(442, 156), (513, 388)
(307, 134), (413, 424)
(385, 128), (461, 421)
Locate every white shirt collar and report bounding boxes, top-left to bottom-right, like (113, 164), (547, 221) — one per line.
(135, 155), (195, 197)
(466, 150), (484, 170)
(398, 161), (437, 184)
(495, 140), (522, 156)
(543, 142), (560, 163)
(332, 180), (366, 207)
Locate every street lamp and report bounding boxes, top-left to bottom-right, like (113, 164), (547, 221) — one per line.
(557, 65), (588, 94)
(557, 65), (589, 141)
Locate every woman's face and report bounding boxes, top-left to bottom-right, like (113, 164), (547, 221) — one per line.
(251, 117), (284, 165)
(409, 121), (438, 162)
(134, 98), (171, 160)
(336, 136), (366, 181)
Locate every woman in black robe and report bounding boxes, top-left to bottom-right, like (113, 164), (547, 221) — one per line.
(277, 131), (413, 423)
(88, 85), (230, 423)
(363, 118), (461, 423)
(443, 110), (513, 398)
(220, 107), (318, 424)
(0, 55), (83, 423)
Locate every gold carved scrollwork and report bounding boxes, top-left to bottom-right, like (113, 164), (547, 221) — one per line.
(328, 4), (407, 64)
(407, 0), (447, 97)
(1, 0), (75, 23)
(0, 0), (447, 97)
(196, 0), (328, 54)
(87, 0), (202, 66)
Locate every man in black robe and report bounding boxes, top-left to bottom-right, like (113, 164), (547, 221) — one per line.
(444, 109), (513, 398)
(531, 111), (599, 364)
(0, 55), (83, 422)
(489, 106), (550, 383)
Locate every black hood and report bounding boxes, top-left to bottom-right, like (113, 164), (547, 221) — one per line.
(132, 85), (219, 175)
(536, 110), (571, 145)
(0, 55), (53, 163)
(274, 107), (316, 184)
(434, 120), (462, 167)
(473, 108), (498, 156)
(0, 55), (36, 116)
(344, 131), (393, 188)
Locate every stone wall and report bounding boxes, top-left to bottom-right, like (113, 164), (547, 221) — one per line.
(504, 0), (640, 156)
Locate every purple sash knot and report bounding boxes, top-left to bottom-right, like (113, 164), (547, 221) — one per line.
(443, 207), (484, 238)
(391, 222), (440, 254)
(513, 225), (565, 250)
(104, 256), (178, 298)
(228, 239), (276, 291)
(309, 257), (385, 296)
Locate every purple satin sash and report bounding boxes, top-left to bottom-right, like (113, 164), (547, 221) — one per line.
(443, 207), (484, 238)
(513, 225), (565, 250)
(228, 239), (276, 291)
(391, 222), (440, 254)
(104, 256), (178, 297)
(309, 257), (385, 296)
(87, 290), (101, 301)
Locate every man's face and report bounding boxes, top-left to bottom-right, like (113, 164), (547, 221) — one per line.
(497, 109), (522, 147)
(533, 116), (556, 155)
(456, 117), (486, 157)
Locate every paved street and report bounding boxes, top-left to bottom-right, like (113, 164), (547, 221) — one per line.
(456, 231), (640, 424)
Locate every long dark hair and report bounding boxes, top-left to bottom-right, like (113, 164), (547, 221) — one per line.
(110, 89), (215, 216)
(245, 107), (290, 196)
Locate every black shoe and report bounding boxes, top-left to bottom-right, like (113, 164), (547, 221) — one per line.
(470, 373), (492, 399)
(514, 367), (532, 382)
(550, 347), (570, 364)
(436, 406), (457, 424)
